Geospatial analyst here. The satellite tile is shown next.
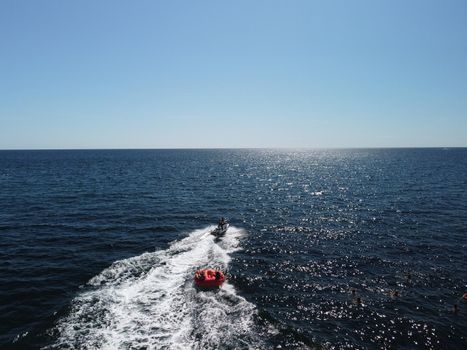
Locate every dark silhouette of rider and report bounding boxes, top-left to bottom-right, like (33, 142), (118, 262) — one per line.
(218, 217), (226, 228)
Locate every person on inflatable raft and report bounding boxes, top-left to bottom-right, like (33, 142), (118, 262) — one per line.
(194, 269), (225, 289)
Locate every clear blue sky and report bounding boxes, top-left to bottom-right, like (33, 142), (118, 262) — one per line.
(1, 0), (466, 149)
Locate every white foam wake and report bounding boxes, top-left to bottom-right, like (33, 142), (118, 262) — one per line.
(46, 227), (264, 350)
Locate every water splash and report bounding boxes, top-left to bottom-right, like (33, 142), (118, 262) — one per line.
(46, 226), (264, 349)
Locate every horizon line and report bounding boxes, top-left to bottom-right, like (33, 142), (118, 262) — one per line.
(1, 146), (466, 151)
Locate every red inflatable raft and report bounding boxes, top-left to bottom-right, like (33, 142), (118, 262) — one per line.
(194, 269), (225, 289)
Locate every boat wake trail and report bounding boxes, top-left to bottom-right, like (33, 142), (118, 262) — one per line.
(46, 227), (264, 350)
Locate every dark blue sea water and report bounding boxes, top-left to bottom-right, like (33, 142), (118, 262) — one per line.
(1, 149), (466, 349)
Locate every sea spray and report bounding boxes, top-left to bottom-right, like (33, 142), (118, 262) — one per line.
(46, 227), (265, 350)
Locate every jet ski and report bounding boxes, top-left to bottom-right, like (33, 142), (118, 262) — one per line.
(211, 222), (229, 237)
(194, 269), (225, 289)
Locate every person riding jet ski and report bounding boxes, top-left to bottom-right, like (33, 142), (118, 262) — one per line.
(211, 217), (229, 236)
(218, 217), (227, 228)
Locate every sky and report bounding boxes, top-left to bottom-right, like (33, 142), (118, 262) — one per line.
(1, 0), (466, 149)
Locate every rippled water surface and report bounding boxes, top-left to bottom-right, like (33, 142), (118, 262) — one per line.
(0, 149), (466, 349)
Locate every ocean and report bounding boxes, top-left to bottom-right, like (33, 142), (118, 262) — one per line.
(0, 149), (466, 349)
